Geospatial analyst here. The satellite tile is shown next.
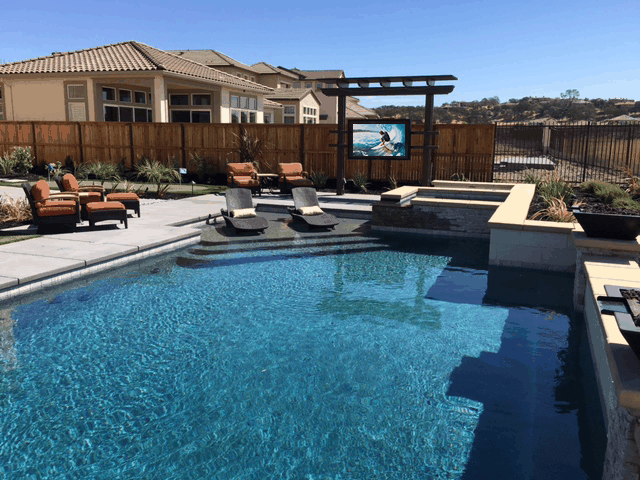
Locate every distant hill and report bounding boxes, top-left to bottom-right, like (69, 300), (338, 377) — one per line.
(373, 97), (640, 124)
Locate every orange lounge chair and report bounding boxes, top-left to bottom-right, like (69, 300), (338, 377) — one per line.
(56, 173), (140, 217)
(22, 180), (81, 229)
(277, 163), (313, 193)
(227, 163), (260, 194)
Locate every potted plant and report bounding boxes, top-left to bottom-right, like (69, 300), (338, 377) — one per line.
(571, 181), (640, 240)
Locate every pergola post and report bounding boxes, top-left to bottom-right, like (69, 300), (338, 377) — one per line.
(337, 96), (347, 195)
(422, 93), (435, 186)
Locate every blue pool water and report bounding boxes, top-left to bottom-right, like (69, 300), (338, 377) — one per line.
(0, 235), (604, 478)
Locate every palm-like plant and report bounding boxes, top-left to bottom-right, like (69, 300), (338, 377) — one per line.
(135, 158), (181, 197)
(232, 128), (271, 172)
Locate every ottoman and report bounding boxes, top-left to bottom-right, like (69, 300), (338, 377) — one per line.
(85, 201), (128, 229)
(106, 193), (141, 217)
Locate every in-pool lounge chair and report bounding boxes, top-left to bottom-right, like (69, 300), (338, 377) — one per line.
(226, 163), (260, 194)
(287, 187), (339, 229)
(277, 163), (313, 193)
(221, 188), (268, 233)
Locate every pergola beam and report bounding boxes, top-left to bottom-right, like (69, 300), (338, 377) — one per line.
(322, 85), (455, 97)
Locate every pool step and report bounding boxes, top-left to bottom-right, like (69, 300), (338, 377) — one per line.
(176, 234), (388, 269)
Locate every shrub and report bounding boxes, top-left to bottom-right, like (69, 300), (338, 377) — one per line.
(0, 195), (32, 224)
(232, 128), (270, 172)
(135, 157), (181, 197)
(310, 171), (329, 190)
(388, 175), (398, 190)
(580, 181), (640, 211)
(352, 172), (369, 193)
(531, 197), (576, 223)
(87, 161), (121, 185)
(538, 178), (573, 206)
(0, 147), (34, 175)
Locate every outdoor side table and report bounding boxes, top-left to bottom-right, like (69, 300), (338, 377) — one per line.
(257, 174), (279, 195)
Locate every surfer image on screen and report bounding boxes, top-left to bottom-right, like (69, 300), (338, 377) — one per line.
(379, 130), (391, 145)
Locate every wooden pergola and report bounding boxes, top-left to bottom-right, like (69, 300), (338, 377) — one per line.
(321, 75), (457, 195)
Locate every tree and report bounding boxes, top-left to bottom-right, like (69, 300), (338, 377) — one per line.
(560, 89), (580, 99)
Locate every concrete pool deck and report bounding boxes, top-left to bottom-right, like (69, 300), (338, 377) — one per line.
(0, 189), (378, 302)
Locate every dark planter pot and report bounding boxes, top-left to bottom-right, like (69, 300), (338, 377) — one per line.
(571, 207), (640, 240)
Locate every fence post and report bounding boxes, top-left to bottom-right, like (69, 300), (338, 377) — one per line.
(581, 122), (591, 183)
(300, 123), (305, 168)
(491, 124), (497, 182)
(77, 122), (84, 165)
(625, 125), (634, 170)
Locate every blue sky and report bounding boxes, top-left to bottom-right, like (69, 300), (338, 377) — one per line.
(2, 0), (639, 107)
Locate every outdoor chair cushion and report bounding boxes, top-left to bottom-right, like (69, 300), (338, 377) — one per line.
(62, 174), (81, 191)
(85, 201), (125, 213)
(36, 200), (78, 217)
(31, 180), (50, 203)
(106, 192), (139, 202)
(78, 191), (103, 204)
(278, 163), (305, 177)
(298, 206), (323, 216)
(230, 208), (256, 218)
(227, 163), (259, 187)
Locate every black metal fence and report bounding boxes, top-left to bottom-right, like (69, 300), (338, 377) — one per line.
(493, 123), (640, 184)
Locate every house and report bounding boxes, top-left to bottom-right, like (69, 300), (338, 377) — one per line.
(289, 69), (345, 124)
(168, 49), (261, 84)
(347, 97), (379, 119)
(264, 89), (321, 124)
(606, 115), (640, 125)
(0, 41), (274, 124)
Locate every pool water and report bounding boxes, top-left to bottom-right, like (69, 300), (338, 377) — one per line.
(0, 235), (604, 479)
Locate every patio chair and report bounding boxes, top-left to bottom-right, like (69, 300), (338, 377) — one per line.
(277, 163), (313, 193)
(22, 180), (81, 229)
(221, 188), (268, 233)
(227, 163), (260, 194)
(287, 187), (339, 229)
(56, 173), (140, 217)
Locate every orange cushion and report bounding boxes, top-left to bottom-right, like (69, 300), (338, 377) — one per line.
(233, 178), (260, 187)
(62, 174), (80, 192)
(36, 200), (77, 217)
(227, 163), (256, 176)
(31, 180), (50, 202)
(78, 192), (103, 204)
(106, 193), (139, 201)
(278, 163), (303, 176)
(86, 201), (125, 213)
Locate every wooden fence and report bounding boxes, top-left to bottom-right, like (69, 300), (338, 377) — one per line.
(0, 122), (496, 183)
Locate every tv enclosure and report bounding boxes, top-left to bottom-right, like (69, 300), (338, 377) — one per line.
(348, 119), (411, 160)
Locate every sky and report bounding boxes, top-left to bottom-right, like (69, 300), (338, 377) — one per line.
(1, 0), (639, 108)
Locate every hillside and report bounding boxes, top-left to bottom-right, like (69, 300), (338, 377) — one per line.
(373, 96), (640, 124)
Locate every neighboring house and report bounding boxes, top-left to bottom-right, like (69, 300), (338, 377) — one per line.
(289, 69), (345, 124)
(263, 98), (283, 124)
(265, 89), (320, 124)
(251, 62), (302, 90)
(606, 115), (640, 125)
(0, 41), (274, 124)
(347, 97), (379, 119)
(168, 49), (261, 84)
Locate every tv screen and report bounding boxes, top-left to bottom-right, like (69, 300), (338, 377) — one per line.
(348, 119), (411, 160)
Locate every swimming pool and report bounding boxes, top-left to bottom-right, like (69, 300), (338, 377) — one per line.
(0, 233), (604, 478)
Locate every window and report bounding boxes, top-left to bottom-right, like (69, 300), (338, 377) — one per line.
(67, 84), (85, 99)
(305, 83), (312, 89)
(249, 112), (256, 123)
(192, 94), (211, 106)
(320, 114), (329, 121)
(134, 91), (146, 104)
(170, 94), (189, 106)
(104, 105), (119, 121)
(231, 110), (240, 123)
(316, 82), (323, 90)
(250, 98), (257, 110)
(242, 96), (250, 109)
(191, 111), (211, 123)
(119, 107), (133, 122)
(230, 95), (240, 108)
(171, 110), (191, 123)
(119, 89), (132, 103)
(68, 102), (86, 121)
(102, 87), (116, 101)
(293, 82), (301, 88)
(264, 113), (273, 124)
(134, 108), (151, 122)
(284, 116), (295, 124)
(241, 111), (248, 123)
(305, 117), (316, 124)
(284, 106), (295, 115)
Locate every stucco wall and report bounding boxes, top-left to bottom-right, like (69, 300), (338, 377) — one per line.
(5, 79), (66, 121)
(299, 94), (320, 123)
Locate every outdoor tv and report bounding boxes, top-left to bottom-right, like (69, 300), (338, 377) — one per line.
(348, 119), (411, 160)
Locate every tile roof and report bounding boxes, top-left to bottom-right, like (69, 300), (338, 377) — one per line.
(347, 97), (378, 119)
(265, 88), (318, 101)
(263, 98), (283, 108)
(0, 41), (273, 93)
(252, 62), (300, 79)
(290, 69), (345, 79)
(167, 49), (260, 74)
